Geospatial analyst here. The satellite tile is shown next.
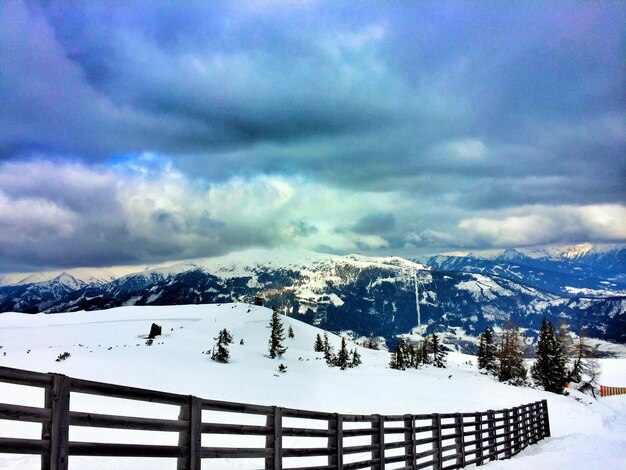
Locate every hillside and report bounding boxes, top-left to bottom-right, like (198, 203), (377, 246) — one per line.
(417, 243), (626, 297)
(0, 304), (625, 469)
(0, 248), (624, 349)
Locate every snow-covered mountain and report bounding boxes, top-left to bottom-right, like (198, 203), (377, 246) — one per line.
(1, 248), (624, 348)
(416, 243), (626, 297)
(0, 304), (625, 470)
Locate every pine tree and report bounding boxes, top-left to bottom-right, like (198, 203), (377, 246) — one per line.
(498, 325), (527, 385)
(407, 344), (418, 368)
(431, 333), (447, 368)
(211, 328), (233, 363)
(390, 337), (409, 370)
(314, 333), (324, 352)
(531, 318), (567, 393)
(268, 311), (287, 359)
(477, 327), (498, 375)
(561, 326), (601, 397)
(420, 337), (431, 365)
(350, 349), (362, 368)
(323, 332), (335, 364)
(335, 337), (350, 370)
(288, 325), (295, 339)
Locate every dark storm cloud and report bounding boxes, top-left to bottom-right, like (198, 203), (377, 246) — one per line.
(352, 213), (396, 235)
(3, 1), (624, 199)
(0, 0), (624, 271)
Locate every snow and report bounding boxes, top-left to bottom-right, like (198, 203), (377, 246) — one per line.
(564, 286), (626, 297)
(1, 304), (625, 469)
(428, 243), (625, 262)
(456, 274), (514, 301)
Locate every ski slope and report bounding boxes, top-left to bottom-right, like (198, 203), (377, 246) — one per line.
(0, 304), (624, 469)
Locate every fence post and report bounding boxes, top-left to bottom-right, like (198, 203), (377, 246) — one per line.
(431, 413), (442, 470)
(371, 414), (384, 470)
(540, 399), (550, 438)
(486, 410), (496, 461)
(474, 412), (484, 466)
(177, 396), (202, 470)
(511, 406), (520, 455)
(328, 413), (343, 469)
(404, 414), (415, 469)
(520, 405), (530, 450)
(265, 406), (282, 470)
(503, 409), (511, 459)
(41, 385), (52, 470)
(42, 374), (70, 470)
(532, 402), (540, 443)
(454, 413), (465, 467)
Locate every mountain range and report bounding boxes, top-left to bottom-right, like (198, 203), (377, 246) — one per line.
(0, 244), (624, 351)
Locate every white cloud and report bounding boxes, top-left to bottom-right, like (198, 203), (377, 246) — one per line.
(458, 204), (626, 247)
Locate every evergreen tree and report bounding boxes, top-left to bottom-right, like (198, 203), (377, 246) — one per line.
(314, 333), (324, 352)
(323, 332), (335, 364)
(211, 328), (233, 363)
(407, 344), (418, 368)
(335, 337), (350, 370)
(268, 311), (287, 359)
(431, 333), (447, 368)
(288, 325), (295, 338)
(498, 324), (527, 385)
(477, 327), (498, 374)
(390, 337), (409, 370)
(565, 328), (597, 386)
(419, 337), (431, 365)
(350, 349), (362, 368)
(531, 318), (567, 393)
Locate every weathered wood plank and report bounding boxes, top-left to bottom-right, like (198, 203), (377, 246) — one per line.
(404, 414), (415, 469)
(0, 437), (49, 454)
(201, 447), (270, 459)
(0, 365), (52, 388)
(69, 441), (184, 457)
(0, 402), (50, 423)
(342, 443), (374, 455)
(265, 406), (282, 470)
(201, 398), (271, 415)
(328, 413), (343, 468)
(371, 414), (384, 470)
(283, 447), (333, 458)
(176, 395), (202, 470)
(50, 374), (70, 470)
(71, 377), (185, 406)
(282, 426), (331, 438)
(342, 428), (375, 437)
(455, 413), (465, 468)
(432, 413), (443, 470)
(70, 410), (186, 431)
(343, 457), (380, 470)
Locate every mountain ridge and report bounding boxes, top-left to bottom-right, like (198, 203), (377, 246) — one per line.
(1, 246), (624, 350)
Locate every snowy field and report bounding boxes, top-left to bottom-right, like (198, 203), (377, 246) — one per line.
(0, 304), (625, 469)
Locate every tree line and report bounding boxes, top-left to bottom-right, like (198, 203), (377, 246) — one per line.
(476, 319), (599, 396)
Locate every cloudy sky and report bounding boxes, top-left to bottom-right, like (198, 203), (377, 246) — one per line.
(1, 0), (625, 273)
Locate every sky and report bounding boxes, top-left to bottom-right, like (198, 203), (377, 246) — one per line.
(0, 0), (625, 274)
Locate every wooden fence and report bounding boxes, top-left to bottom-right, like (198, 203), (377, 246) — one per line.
(0, 365), (550, 469)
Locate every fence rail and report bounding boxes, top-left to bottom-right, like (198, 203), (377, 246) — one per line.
(0, 365), (550, 469)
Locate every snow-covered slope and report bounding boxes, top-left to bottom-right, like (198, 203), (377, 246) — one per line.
(0, 304), (625, 469)
(417, 243), (626, 297)
(1, 247), (624, 347)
